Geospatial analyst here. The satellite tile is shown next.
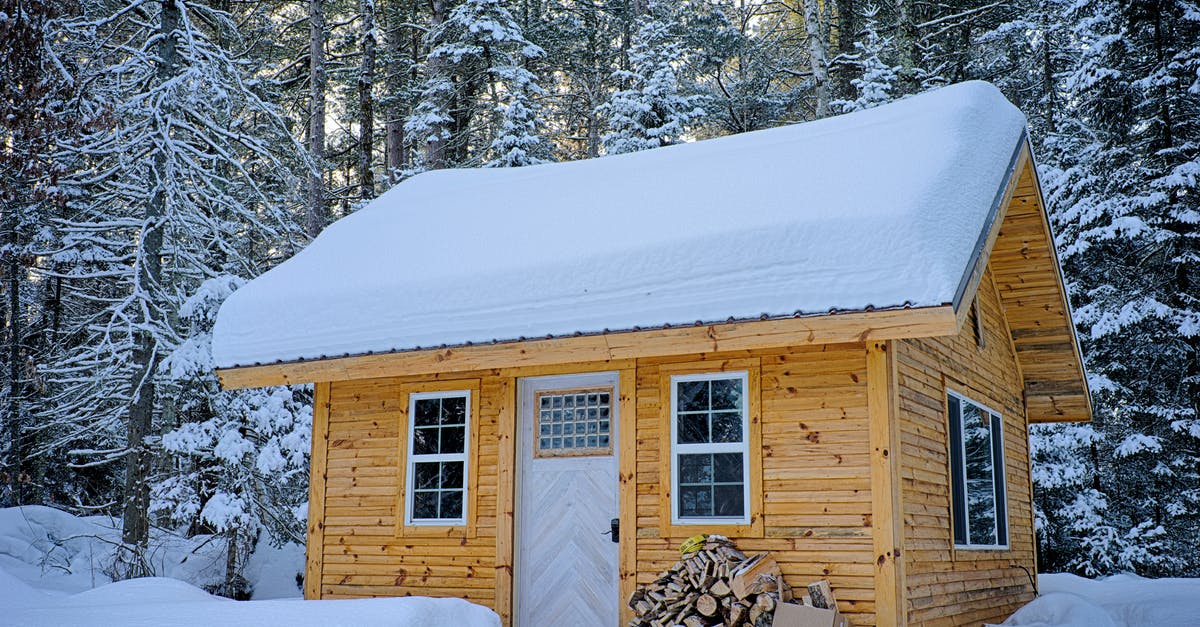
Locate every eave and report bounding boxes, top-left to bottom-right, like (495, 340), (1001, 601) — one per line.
(953, 137), (1093, 424)
(216, 305), (958, 389)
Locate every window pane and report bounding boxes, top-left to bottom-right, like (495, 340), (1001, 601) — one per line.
(963, 401), (997, 545)
(414, 462), (440, 490)
(713, 453), (743, 483)
(710, 378), (742, 411)
(679, 485), (712, 517)
(713, 485), (745, 517)
(711, 412), (743, 443)
(679, 454), (713, 484)
(414, 399), (440, 427)
(412, 491), (439, 519)
(948, 396), (968, 545)
(677, 380), (709, 412)
(440, 461), (464, 489)
(442, 396), (466, 425)
(678, 414), (708, 444)
(413, 428), (438, 455)
(441, 426), (465, 454)
(991, 414), (1008, 544)
(440, 491), (463, 520)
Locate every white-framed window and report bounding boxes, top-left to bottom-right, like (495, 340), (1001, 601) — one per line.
(405, 390), (470, 526)
(670, 371), (751, 525)
(947, 390), (1008, 549)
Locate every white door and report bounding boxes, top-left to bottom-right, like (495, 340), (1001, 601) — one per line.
(517, 373), (620, 626)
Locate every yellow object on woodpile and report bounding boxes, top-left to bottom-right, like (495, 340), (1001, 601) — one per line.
(679, 534), (709, 555)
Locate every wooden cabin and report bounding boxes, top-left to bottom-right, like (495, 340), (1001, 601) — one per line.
(213, 81), (1091, 626)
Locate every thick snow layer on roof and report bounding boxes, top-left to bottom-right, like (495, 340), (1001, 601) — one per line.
(213, 81), (1027, 369)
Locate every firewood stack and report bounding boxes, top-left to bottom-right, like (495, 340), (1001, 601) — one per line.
(627, 537), (792, 627)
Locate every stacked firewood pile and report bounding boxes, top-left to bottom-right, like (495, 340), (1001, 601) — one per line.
(627, 537), (793, 627)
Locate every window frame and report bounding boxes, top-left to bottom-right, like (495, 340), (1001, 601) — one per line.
(947, 389), (1009, 550)
(669, 371), (752, 526)
(404, 389), (471, 527)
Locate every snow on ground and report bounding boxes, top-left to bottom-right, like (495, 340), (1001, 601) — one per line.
(0, 505), (304, 599)
(0, 506), (500, 626)
(1000, 573), (1200, 627)
(5, 578), (500, 627)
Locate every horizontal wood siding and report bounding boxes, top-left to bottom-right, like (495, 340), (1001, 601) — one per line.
(318, 374), (501, 603)
(634, 345), (878, 626)
(898, 268), (1037, 625)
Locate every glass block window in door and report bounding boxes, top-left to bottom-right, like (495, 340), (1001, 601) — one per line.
(534, 388), (613, 457)
(406, 391), (470, 525)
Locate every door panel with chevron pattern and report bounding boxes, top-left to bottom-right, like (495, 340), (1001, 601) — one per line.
(517, 374), (620, 626)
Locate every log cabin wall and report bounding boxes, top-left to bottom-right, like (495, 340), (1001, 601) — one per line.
(308, 317), (1033, 627)
(311, 373), (505, 605)
(308, 344), (882, 626)
(633, 344), (878, 627)
(896, 266), (1037, 626)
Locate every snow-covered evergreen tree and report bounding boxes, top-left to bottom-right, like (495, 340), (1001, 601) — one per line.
(487, 64), (550, 167)
(39, 0), (307, 579)
(833, 6), (900, 113)
(1038, 0), (1200, 576)
(687, 0), (802, 136)
(405, 0), (545, 171)
(598, 1), (705, 154)
(153, 277), (310, 597)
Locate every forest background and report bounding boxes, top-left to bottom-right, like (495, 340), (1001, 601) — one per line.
(1, 0), (1198, 597)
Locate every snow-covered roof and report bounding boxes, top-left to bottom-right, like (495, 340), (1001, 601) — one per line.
(213, 81), (1028, 370)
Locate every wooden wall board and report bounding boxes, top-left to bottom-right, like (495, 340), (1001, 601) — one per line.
(897, 266), (1037, 625)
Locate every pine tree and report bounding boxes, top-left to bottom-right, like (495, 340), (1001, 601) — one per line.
(43, 0), (307, 577)
(153, 277), (310, 598)
(487, 64), (550, 167)
(406, 0), (546, 171)
(1039, 0), (1200, 576)
(0, 0), (88, 506)
(687, 1), (803, 136)
(833, 6), (900, 113)
(598, 1), (705, 154)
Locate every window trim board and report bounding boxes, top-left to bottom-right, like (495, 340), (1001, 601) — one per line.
(405, 389), (471, 527)
(669, 371), (752, 526)
(946, 388), (1010, 551)
(656, 358), (763, 538)
(394, 379), (481, 538)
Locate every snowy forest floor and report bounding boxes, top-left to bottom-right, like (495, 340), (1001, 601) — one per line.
(999, 573), (1200, 627)
(1, 506), (1195, 627)
(0, 506), (499, 626)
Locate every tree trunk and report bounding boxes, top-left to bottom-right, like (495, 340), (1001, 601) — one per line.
(121, 0), (176, 558)
(1040, 2), (1056, 135)
(306, 0), (327, 237)
(424, 0), (449, 169)
(358, 0), (377, 200)
(3, 199), (23, 505)
(833, 0), (858, 98)
(384, 2), (407, 184)
(802, 0), (830, 118)
(223, 526), (239, 598)
(895, 0), (921, 93)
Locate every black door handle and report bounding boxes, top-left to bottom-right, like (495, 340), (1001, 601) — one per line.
(602, 517), (619, 543)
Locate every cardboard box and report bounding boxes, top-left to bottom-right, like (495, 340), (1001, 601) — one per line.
(771, 602), (853, 627)
(730, 553), (782, 599)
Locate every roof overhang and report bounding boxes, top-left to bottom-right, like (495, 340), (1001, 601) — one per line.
(953, 138), (1092, 424)
(216, 305), (958, 388)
